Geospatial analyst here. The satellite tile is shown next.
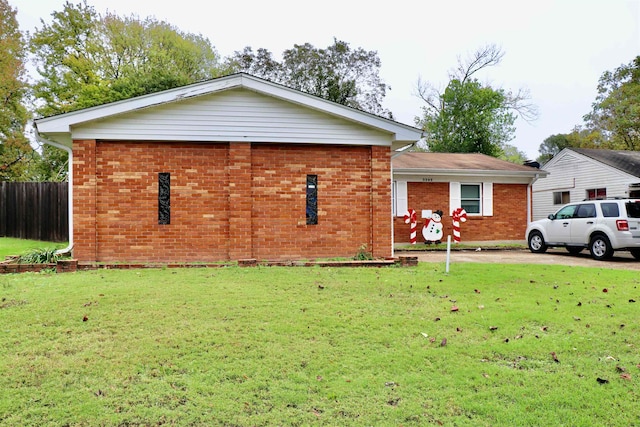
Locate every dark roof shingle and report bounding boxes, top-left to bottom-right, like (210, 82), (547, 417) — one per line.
(570, 148), (640, 178)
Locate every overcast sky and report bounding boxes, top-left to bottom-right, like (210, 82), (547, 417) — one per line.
(12, 0), (640, 159)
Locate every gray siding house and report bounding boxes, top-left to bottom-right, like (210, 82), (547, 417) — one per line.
(532, 148), (640, 220)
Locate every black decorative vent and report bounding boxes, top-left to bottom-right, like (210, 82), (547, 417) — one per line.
(158, 173), (170, 225)
(306, 174), (318, 225)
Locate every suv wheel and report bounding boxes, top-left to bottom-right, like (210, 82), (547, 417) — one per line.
(630, 249), (640, 260)
(589, 234), (613, 260)
(528, 231), (547, 253)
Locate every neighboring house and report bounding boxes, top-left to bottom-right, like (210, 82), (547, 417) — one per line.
(34, 73), (422, 263)
(532, 148), (640, 220)
(392, 153), (547, 243)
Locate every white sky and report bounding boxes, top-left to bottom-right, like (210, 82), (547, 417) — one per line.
(12, 0), (640, 159)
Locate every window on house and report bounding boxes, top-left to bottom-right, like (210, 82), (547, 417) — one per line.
(586, 188), (606, 200)
(461, 184), (481, 214)
(553, 191), (570, 205)
(306, 175), (318, 225)
(158, 172), (170, 225)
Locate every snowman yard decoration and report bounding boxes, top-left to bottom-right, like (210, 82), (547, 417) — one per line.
(422, 209), (444, 244)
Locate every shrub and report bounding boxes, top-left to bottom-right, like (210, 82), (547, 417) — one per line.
(18, 247), (61, 264)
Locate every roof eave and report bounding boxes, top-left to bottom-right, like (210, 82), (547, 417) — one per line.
(393, 168), (549, 178)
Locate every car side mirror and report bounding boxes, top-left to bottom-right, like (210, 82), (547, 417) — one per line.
(548, 214), (556, 220)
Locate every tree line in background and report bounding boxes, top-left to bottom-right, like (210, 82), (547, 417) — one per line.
(2, 0), (639, 182)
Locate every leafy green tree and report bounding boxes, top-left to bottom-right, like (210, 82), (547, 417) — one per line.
(584, 56), (640, 150)
(0, 0), (32, 181)
(536, 128), (606, 164)
(226, 38), (392, 118)
(416, 44), (537, 156)
(29, 0), (224, 116)
(499, 144), (528, 165)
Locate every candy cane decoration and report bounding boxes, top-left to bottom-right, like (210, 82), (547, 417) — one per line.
(403, 209), (418, 244)
(451, 208), (467, 243)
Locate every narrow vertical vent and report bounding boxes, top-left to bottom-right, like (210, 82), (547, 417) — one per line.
(158, 173), (170, 225)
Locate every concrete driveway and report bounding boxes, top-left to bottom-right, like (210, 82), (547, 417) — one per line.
(410, 248), (640, 270)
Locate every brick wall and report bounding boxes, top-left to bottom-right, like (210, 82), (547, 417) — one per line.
(393, 182), (529, 244)
(72, 141), (391, 262)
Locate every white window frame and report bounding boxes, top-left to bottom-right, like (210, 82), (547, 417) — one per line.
(450, 182), (493, 216)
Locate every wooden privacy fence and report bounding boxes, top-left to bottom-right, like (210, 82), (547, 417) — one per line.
(0, 182), (68, 242)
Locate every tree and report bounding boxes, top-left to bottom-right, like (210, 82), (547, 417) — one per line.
(27, 1), (225, 180)
(416, 44), (537, 156)
(226, 38), (392, 118)
(0, 0), (31, 181)
(584, 56), (640, 150)
(500, 144), (528, 165)
(29, 0), (224, 116)
(536, 127), (605, 164)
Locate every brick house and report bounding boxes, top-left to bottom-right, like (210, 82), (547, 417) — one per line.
(392, 153), (547, 244)
(34, 73), (422, 263)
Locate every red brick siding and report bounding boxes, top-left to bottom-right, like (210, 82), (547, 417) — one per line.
(393, 182), (528, 244)
(72, 141), (391, 262)
(250, 144), (378, 260)
(93, 142), (229, 262)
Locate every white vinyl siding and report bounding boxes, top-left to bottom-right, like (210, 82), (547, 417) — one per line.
(449, 182), (493, 216)
(73, 89), (391, 146)
(533, 150), (637, 220)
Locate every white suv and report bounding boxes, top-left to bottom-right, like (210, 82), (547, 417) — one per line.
(526, 199), (640, 260)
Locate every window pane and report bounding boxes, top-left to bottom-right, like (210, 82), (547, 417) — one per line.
(461, 200), (480, 214)
(158, 172), (170, 225)
(461, 185), (480, 198)
(306, 175), (318, 225)
(602, 203), (619, 217)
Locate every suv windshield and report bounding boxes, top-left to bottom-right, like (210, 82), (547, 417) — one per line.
(626, 201), (640, 218)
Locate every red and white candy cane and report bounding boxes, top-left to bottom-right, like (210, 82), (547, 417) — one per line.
(403, 209), (418, 244)
(451, 208), (467, 243)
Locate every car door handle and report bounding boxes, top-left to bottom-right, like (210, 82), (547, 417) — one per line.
(587, 221), (594, 224)
(563, 222), (569, 226)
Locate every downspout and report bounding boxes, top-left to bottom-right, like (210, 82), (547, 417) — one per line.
(527, 173), (540, 225)
(35, 131), (73, 256)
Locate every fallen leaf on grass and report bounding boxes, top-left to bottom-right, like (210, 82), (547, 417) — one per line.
(440, 338), (447, 347)
(489, 326), (498, 331)
(596, 377), (609, 384)
(421, 332), (429, 338)
(474, 289), (481, 293)
(82, 315), (88, 322)
(602, 288), (608, 293)
(451, 306), (459, 312)
(550, 352), (560, 363)
(616, 365), (626, 373)
(620, 373), (632, 380)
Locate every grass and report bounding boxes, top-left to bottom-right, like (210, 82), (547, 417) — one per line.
(0, 237), (68, 259)
(1, 263), (639, 426)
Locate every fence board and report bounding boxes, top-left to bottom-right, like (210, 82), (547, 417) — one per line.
(0, 182), (68, 242)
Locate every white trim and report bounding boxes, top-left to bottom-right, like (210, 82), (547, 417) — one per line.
(394, 181), (408, 217)
(482, 182), (493, 216)
(449, 182), (461, 215)
(35, 73), (422, 147)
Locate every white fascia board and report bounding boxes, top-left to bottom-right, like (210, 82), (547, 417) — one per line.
(34, 75), (243, 134)
(35, 73), (423, 144)
(393, 168), (548, 179)
(241, 75), (423, 142)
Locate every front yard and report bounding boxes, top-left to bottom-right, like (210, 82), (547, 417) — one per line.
(1, 263), (638, 425)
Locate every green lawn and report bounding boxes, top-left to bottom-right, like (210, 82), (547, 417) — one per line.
(0, 237), (67, 259)
(1, 263), (638, 426)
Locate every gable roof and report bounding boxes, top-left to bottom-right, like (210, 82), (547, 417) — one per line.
(34, 73), (422, 149)
(393, 152), (547, 178)
(565, 148), (640, 178)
